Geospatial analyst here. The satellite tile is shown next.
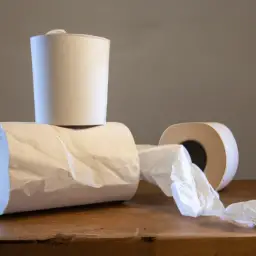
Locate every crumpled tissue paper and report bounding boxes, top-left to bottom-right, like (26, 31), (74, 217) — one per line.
(138, 144), (256, 228)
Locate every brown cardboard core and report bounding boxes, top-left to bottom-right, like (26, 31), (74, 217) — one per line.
(181, 140), (207, 171)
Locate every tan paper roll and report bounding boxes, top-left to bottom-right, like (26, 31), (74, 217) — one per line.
(30, 29), (110, 126)
(0, 123), (139, 214)
(159, 122), (239, 191)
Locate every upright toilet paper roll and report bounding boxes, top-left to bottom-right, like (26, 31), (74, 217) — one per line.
(30, 29), (110, 126)
(0, 122), (139, 214)
(159, 122), (239, 191)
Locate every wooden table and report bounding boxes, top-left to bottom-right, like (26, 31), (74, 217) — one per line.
(0, 181), (256, 256)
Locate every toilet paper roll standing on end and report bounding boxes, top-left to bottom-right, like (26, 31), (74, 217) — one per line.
(30, 29), (110, 126)
(0, 122), (139, 214)
(159, 122), (239, 191)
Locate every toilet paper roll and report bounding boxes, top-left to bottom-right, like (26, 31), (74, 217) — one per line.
(0, 122), (139, 214)
(30, 29), (110, 126)
(159, 122), (239, 191)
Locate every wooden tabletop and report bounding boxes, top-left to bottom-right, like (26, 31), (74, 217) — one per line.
(0, 180), (256, 256)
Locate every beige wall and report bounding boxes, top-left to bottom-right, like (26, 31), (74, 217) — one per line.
(0, 0), (254, 178)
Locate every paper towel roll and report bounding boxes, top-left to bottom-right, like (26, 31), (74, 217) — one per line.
(159, 122), (239, 191)
(0, 122), (139, 214)
(30, 29), (110, 126)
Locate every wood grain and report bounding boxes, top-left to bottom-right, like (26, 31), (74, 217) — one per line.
(0, 180), (256, 255)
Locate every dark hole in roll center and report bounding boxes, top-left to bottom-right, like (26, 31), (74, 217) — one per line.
(181, 140), (207, 171)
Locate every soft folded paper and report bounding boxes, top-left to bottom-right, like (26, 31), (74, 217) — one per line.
(138, 144), (256, 228)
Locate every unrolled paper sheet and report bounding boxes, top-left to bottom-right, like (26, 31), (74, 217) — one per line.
(138, 145), (256, 228)
(0, 122), (139, 214)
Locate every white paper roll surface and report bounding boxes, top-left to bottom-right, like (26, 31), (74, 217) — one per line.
(159, 122), (239, 191)
(0, 123), (139, 214)
(30, 30), (110, 126)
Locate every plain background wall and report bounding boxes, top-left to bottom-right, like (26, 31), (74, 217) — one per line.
(0, 0), (254, 178)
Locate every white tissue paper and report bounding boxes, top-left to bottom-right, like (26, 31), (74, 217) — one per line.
(138, 145), (256, 228)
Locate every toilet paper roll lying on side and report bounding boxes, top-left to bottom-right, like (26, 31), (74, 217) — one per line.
(0, 123), (139, 214)
(159, 122), (239, 191)
(30, 29), (110, 126)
